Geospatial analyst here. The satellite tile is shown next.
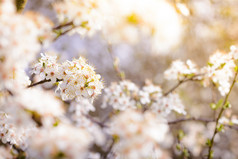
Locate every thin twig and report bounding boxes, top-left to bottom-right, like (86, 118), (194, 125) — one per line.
(27, 78), (63, 88)
(107, 45), (125, 81)
(27, 79), (51, 88)
(102, 140), (115, 159)
(53, 22), (74, 30)
(86, 115), (108, 128)
(53, 26), (76, 41)
(168, 117), (215, 125)
(168, 117), (238, 131)
(164, 74), (202, 96)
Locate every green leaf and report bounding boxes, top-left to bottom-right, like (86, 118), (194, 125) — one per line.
(177, 130), (185, 140)
(53, 119), (60, 127)
(127, 13), (139, 24)
(210, 99), (223, 110)
(216, 124), (224, 132)
(176, 144), (181, 151)
(186, 73), (195, 78)
(235, 66), (238, 72)
(218, 63), (226, 69)
(216, 99), (224, 108)
(206, 139), (212, 147)
(80, 21), (89, 28)
(223, 101), (231, 109)
(183, 149), (189, 157)
(207, 62), (214, 67)
(210, 103), (217, 110)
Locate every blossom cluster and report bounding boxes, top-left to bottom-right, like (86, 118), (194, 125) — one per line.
(32, 53), (104, 101)
(102, 80), (186, 116)
(164, 46), (238, 96)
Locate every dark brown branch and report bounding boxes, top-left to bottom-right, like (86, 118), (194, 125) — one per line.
(168, 117), (238, 131)
(102, 140), (115, 159)
(27, 78), (63, 88)
(86, 115), (108, 128)
(164, 80), (184, 96)
(27, 79), (51, 88)
(53, 22), (74, 30)
(168, 117), (215, 125)
(53, 26), (76, 41)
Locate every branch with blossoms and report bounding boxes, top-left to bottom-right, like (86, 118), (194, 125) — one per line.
(207, 68), (238, 159)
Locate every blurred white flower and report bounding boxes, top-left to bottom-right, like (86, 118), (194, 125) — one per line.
(110, 109), (170, 159)
(27, 123), (93, 159)
(0, 0), (53, 91)
(53, 0), (183, 53)
(17, 88), (65, 117)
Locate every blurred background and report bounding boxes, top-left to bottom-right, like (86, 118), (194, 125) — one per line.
(24, 0), (238, 158)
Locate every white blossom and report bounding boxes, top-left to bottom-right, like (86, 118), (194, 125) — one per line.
(164, 60), (198, 81)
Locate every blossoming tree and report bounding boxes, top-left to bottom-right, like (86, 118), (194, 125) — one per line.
(1, 0), (238, 159)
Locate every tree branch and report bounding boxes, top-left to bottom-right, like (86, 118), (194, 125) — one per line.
(27, 79), (51, 88)
(53, 22), (74, 30)
(168, 117), (238, 131)
(27, 78), (63, 88)
(53, 26), (76, 41)
(164, 74), (202, 96)
(168, 117), (215, 125)
(107, 45), (125, 81)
